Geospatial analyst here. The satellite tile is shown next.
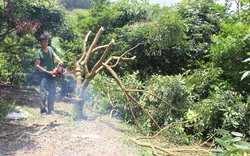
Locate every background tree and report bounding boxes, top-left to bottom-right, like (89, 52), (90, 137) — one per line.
(0, 0), (70, 85)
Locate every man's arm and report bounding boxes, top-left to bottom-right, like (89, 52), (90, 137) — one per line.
(53, 53), (64, 66)
(35, 58), (54, 76)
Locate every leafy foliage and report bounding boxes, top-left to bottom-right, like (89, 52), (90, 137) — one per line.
(171, 0), (226, 69)
(185, 65), (224, 101)
(209, 22), (250, 94)
(213, 129), (250, 156)
(141, 74), (193, 131)
(0, 0), (250, 149)
(0, 0), (70, 85)
(87, 72), (193, 133)
(241, 57), (250, 80)
(185, 87), (249, 140)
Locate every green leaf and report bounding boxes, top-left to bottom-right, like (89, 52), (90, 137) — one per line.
(217, 129), (230, 135)
(224, 150), (233, 156)
(231, 132), (243, 137)
(221, 136), (233, 141)
(233, 144), (250, 150)
(51, 37), (65, 57)
(211, 148), (224, 153)
(237, 141), (250, 148)
(215, 138), (232, 149)
(230, 148), (245, 154)
(231, 137), (242, 142)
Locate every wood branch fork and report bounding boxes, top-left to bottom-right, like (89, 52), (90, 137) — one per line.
(73, 27), (138, 119)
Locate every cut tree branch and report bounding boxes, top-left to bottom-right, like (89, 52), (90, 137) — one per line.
(102, 63), (161, 130)
(84, 27), (104, 65)
(89, 39), (115, 79)
(95, 56), (136, 74)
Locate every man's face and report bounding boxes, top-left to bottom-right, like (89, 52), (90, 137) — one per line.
(40, 40), (48, 47)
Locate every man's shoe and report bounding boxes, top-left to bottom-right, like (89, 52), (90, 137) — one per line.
(41, 112), (47, 117)
(41, 109), (47, 116)
(48, 111), (56, 116)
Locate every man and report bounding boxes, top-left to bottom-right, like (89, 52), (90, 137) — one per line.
(35, 34), (64, 115)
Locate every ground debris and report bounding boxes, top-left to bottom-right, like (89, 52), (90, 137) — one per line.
(4, 106), (33, 120)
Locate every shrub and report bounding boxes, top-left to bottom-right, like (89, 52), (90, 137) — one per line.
(185, 88), (248, 140)
(141, 74), (193, 131)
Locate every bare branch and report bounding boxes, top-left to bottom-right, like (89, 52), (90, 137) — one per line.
(0, 26), (17, 41)
(95, 56), (136, 74)
(92, 44), (109, 53)
(94, 44), (139, 74)
(83, 31), (92, 56)
(102, 63), (143, 131)
(76, 31), (92, 75)
(132, 136), (210, 155)
(89, 39), (115, 78)
(102, 63), (161, 130)
(111, 43), (142, 67)
(130, 138), (176, 156)
(84, 27), (104, 65)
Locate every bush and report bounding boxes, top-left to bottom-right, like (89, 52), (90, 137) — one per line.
(185, 87), (249, 140)
(141, 74), (193, 131)
(87, 73), (194, 134)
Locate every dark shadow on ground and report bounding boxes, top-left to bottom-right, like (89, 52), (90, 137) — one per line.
(55, 110), (72, 117)
(84, 108), (101, 121)
(55, 95), (75, 104)
(0, 85), (40, 108)
(0, 120), (58, 155)
(98, 119), (127, 133)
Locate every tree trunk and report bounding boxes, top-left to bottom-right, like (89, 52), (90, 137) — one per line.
(74, 76), (89, 119)
(72, 27), (137, 120)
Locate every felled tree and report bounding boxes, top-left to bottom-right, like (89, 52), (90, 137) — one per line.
(74, 27), (137, 119)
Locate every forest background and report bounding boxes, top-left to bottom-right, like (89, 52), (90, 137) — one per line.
(0, 0), (250, 155)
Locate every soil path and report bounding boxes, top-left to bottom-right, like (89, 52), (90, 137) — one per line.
(0, 86), (149, 156)
(0, 107), (147, 156)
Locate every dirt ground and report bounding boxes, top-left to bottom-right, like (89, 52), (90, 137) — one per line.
(0, 84), (213, 156)
(0, 85), (150, 156)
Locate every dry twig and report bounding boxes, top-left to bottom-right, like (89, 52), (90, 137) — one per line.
(130, 121), (210, 156)
(0, 120), (60, 138)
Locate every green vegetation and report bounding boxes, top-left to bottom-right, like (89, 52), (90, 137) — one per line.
(0, 0), (249, 155)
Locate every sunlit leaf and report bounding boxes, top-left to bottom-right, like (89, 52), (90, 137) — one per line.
(230, 149), (245, 155)
(241, 71), (250, 81)
(231, 132), (243, 137)
(231, 137), (242, 142)
(233, 144), (250, 150)
(243, 34), (250, 40)
(242, 58), (250, 62)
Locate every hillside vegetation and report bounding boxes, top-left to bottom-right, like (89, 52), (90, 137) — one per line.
(0, 0), (249, 155)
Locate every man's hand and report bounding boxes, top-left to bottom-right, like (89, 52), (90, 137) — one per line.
(59, 61), (64, 67)
(52, 68), (58, 76)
